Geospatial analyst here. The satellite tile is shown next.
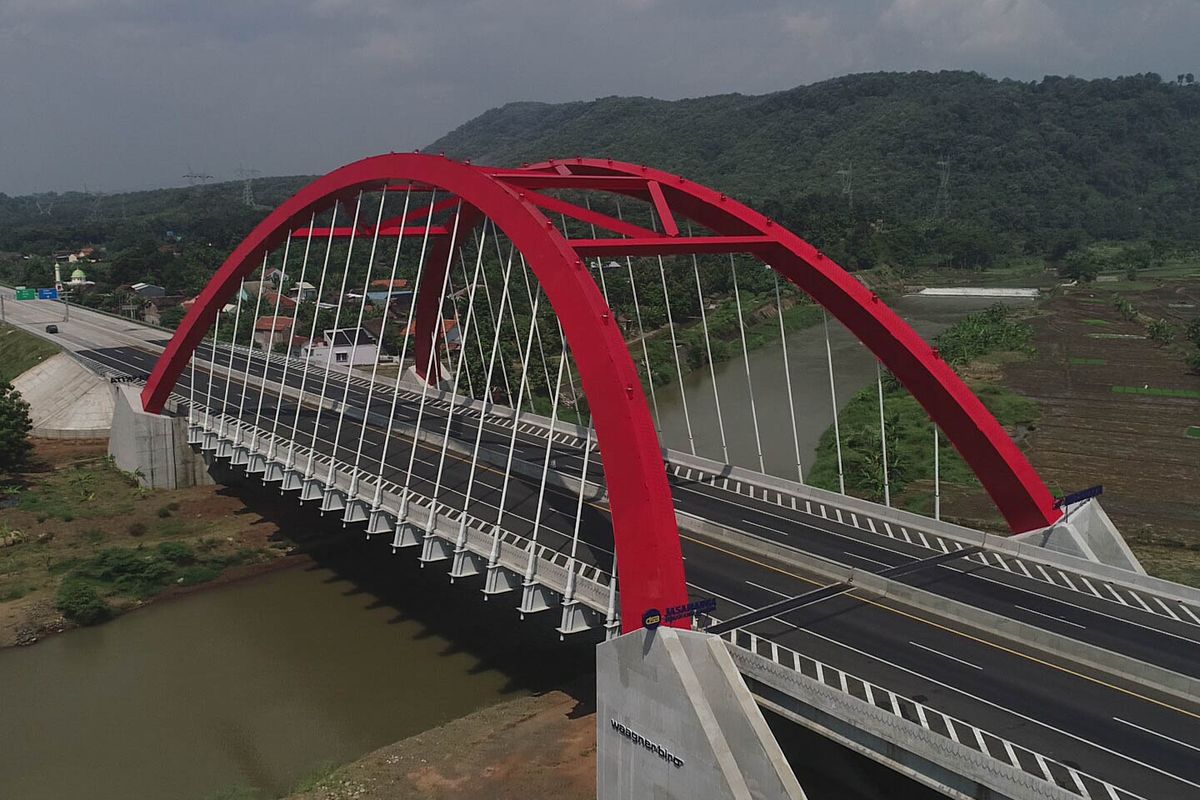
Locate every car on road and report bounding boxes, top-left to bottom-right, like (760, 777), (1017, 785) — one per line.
(45, 324), (58, 334)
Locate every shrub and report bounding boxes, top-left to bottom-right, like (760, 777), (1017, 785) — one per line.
(157, 541), (196, 565)
(127, 521), (147, 537)
(56, 580), (111, 626)
(156, 506), (172, 518)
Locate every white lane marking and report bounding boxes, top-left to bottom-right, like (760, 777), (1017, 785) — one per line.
(992, 553), (1012, 572)
(745, 580), (790, 599)
(1001, 739), (1021, 769)
(867, 518), (877, 534)
(883, 521), (894, 537)
(846, 552), (891, 569)
(1103, 583), (1130, 606)
(1128, 591), (1154, 614)
(1015, 605), (1088, 630)
(1057, 571), (1080, 592)
(909, 640), (984, 670)
(888, 691), (901, 716)
(1033, 752), (1054, 782)
(1078, 575), (1103, 598)
(851, 512), (859, 528)
(835, 508), (844, 524)
(1113, 717), (1200, 755)
(972, 724), (988, 755)
(820, 505), (828, 519)
(914, 702), (930, 729)
(917, 531), (931, 549)
(798, 628), (1200, 793)
(741, 518), (790, 537)
(1151, 596), (1181, 622)
(1034, 564), (1057, 585)
(944, 715), (962, 744)
(1179, 604), (1200, 625)
(722, 478), (728, 490)
(900, 528), (914, 544)
(776, 492), (784, 506)
(1067, 768), (1088, 796)
(937, 537), (949, 554)
(791, 496), (798, 511)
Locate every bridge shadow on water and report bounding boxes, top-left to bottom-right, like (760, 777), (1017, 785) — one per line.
(218, 474), (939, 800)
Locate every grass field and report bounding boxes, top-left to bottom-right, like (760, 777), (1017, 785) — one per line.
(0, 323), (58, 383)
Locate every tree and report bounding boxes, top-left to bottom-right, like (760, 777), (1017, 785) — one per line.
(1185, 317), (1200, 348)
(0, 382), (32, 473)
(1147, 318), (1175, 346)
(1058, 251), (1099, 282)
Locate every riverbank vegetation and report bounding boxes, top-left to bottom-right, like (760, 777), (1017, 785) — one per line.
(807, 305), (1038, 514)
(0, 439), (289, 645)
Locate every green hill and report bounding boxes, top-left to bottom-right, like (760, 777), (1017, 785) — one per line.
(428, 71), (1200, 255)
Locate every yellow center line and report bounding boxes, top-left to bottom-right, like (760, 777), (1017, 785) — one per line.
(680, 532), (1200, 723)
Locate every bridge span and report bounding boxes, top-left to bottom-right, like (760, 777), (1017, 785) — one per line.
(4, 155), (1198, 799)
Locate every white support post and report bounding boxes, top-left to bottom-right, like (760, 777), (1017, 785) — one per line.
(253, 233), (294, 457)
(877, 362), (891, 507)
(774, 272), (803, 483)
(203, 288), (223, 430)
(730, 255), (765, 472)
(823, 310), (845, 495)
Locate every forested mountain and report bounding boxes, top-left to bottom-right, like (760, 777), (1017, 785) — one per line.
(4, 71), (1200, 286)
(429, 71), (1200, 259)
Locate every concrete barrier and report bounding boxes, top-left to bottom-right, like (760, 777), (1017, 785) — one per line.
(679, 510), (1200, 705)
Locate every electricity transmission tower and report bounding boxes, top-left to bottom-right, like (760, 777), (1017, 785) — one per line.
(34, 196), (55, 217)
(235, 167), (262, 207)
(183, 166), (214, 187)
(836, 162), (853, 209)
(933, 157), (951, 218)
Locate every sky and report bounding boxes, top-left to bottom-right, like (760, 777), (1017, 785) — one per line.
(1, 0), (1198, 196)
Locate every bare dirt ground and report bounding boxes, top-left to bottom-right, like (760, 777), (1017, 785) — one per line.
(285, 687), (597, 800)
(997, 283), (1200, 583)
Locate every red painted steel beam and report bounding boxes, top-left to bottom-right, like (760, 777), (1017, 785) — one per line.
(522, 157), (1060, 533)
(491, 172), (652, 193)
(519, 189), (662, 240)
(645, 181), (679, 237)
(570, 235), (771, 257)
(141, 153), (689, 632)
(290, 225), (450, 240)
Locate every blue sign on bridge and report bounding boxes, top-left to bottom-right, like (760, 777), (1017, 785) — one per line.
(36, 288), (59, 300)
(1053, 485), (1103, 509)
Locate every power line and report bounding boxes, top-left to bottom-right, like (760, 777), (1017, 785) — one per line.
(933, 156), (951, 218)
(836, 162), (853, 209)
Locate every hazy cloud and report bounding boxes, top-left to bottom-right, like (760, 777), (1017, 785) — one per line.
(1, 0), (1196, 194)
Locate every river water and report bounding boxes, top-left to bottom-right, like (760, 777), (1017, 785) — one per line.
(653, 295), (1025, 476)
(0, 294), (1015, 800)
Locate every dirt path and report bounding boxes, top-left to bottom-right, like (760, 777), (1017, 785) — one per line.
(285, 687), (597, 800)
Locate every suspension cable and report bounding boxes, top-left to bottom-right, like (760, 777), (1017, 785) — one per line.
(398, 200), (464, 526)
(730, 254), (765, 472)
(823, 310), (846, 495)
(370, 192), (439, 512)
(252, 232), (294, 457)
(288, 202), (340, 472)
(877, 362), (891, 506)
(521, 329), (569, 584)
(325, 187), (390, 491)
(218, 274), (249, 439)
(348, 187), (412, 489)
(304, 191), (364, 480)
(691, 228), (728, 462)
(233, 253), (269, 447)
(773, 271), (804, 483)
(615, 199), (661, 434)
(453, 239), (519, 532)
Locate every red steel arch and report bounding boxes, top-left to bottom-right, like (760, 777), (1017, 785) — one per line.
(143, 153), (1061, 631)
(142, 153), (689, 632)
